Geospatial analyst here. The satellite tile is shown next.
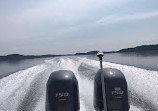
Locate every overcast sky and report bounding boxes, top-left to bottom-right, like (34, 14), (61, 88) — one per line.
(0, 0), (158, 55)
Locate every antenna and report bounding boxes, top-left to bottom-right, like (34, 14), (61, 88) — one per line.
(97, 52), (107, 111)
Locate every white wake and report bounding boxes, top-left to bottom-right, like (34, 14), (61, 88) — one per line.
(0, 57), (157, 111)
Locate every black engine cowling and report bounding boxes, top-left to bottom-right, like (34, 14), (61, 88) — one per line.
(46, 70), (80, 111)
(94, 68), (130, 111)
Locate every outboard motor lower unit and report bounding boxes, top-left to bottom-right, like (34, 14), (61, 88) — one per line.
(46, 70), (80, 111)
(94, 68), (129, 111)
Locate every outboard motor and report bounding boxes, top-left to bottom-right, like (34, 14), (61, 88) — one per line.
(46, 70), (80, 111)
(94, 52), (130, 111)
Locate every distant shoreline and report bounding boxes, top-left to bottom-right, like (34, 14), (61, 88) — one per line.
(75, 44), (158, 55)
(0, 44), (158, 61)
(0, 54), (71, 61)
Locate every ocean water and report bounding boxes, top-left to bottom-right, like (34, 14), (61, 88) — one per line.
(88, 52), (158, 71)
(0, 58), (46, 79)
(0, 56), (158, 111)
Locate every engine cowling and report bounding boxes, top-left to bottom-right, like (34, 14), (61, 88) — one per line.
(94, 68), (130, 111)
(46, 70), (80, 111)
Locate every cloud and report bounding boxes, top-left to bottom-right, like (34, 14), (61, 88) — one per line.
(0, 0), (122, 40)
(96, 11), (158, 25)
(10, 0), (118, 25)
(1, 0), (158, 55)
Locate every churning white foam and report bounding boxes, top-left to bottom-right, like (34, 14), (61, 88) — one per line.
(0, 57), (157, 111)
(83, 58), (158, 110)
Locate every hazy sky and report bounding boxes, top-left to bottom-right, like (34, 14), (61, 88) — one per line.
(0, 0), (158, 55)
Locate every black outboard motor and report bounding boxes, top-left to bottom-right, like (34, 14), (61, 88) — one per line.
(46, 70), (80, 111)
(94, 52), (130, 111)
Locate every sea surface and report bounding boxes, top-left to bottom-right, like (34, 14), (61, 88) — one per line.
(0, 52), (158, 111)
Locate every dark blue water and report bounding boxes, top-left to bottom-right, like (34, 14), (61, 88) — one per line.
(0, 52), (158, 79)
(0, 58), (48, 79)
(88, 51), (158, 71)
